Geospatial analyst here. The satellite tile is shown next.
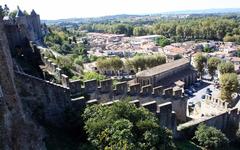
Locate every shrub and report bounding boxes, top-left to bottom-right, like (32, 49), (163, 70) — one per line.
(193, 124), (229, 150)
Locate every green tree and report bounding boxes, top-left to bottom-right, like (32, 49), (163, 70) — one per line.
(193, 124), (229, 150)
(73, 36), (77, 43)
(194, 53), (207, 77)
(3, 4), (9, 17)
(83, 101), (176, 150)
(54, 56), (74, 77)
(8, 10), (17, 19)
(218, 62), (235, 75)
(155, 36), (171, 47)
(74, 56), (83, 66)
(133, 27), (147, 36)
(96, 58), (111, 72)
(236, 49), (240, 57)
(130, 56), (146, 71)
(207, 57), (221, 79)
(96, 57), (123, 74)
(220, 73), (239, 101)
(110, 57), (124, 72)
(126, 55), (166, 72)
(224, 35), (240, 44)
(83, 71), (106, 81)
(61, 43), (72, 53)
(203, 45), (213, 53)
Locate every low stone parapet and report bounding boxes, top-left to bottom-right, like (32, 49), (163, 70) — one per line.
(100, 79), (113, 93)
(84, 79), (98, 93)
(142, 101), (157, 113)
(164, 88), (173, 97)
(153, 86), (163, 97)
(141, 84), (153, 96)
(115, 81), (128, 95)
(129, 83), (141, 96)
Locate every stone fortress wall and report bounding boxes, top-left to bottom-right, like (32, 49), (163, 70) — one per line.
(17, 60), (240, 139)
(3, 8), (43, 53)
(205, 94), (229, 109)
(30, 44), (240, 138)
(15, 71), (71, 127)
(13, 43), (188, 134)
(3, 8), (238, 139)
(8, 42), (238, 140)
(177, 95), (240, 139)
(0, 16), (46, 149)
(34, 44), (188, 121)
(177, 107), (239, 138)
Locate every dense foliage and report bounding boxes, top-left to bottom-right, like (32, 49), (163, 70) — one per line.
(0, 4), (9, 18)
(83, 71), (106, 81)
(44, 27), (87, 55)
(220, 73), (239, 101)
(96, 57), (124, 73)
(83, 101), (176, 150)
(218, 61), (235, 74)
(80, 16), (240, 43)
(194, 53), (207, 77)
(155, 36), (171, 47)
(193, 124), (229, 150)
(207, 57), (221, 79)
(126, 54), (166, 72)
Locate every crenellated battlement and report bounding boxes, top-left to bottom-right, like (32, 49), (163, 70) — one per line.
(177, 107), (240, 138)
(36, 51), (184, 101)
(205, 94), (229, 110)
(83, 98), (177, 133)
(19, 44), (188, 135)
(63, 75), (184, 101)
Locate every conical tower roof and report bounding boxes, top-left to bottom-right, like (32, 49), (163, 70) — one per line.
(31, 9), (37, 16)
(16, 6), (25, 17)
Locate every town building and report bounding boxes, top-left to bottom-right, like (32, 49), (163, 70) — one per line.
(135, 58), (197, 88)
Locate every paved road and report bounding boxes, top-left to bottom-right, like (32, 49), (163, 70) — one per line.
(187, 80), (215, 104)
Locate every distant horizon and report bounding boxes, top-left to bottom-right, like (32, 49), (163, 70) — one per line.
(41, 8), (240, 21)
(2, 0), (240, 20)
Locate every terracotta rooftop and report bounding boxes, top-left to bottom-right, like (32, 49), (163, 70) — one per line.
(165, 45), (187, 54)
(230, 57), (240, 62)
(136, 58), (190, 77)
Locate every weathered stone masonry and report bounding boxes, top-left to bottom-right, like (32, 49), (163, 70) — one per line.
(0, 17), (46, 150)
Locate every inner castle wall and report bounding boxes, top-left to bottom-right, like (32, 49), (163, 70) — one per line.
(15, 71), (71, 126)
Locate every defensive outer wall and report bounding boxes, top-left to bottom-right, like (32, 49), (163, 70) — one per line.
(13, 43), (240, 139)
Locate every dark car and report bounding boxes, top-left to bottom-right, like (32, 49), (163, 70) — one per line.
(193, 82), (201, 88)
(190, 86), (197, 92)
(206, 88), (212, 94)
(185, 89), (193, 96)
(188, 102), (195, 107)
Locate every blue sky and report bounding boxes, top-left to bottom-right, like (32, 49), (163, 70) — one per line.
(1, 0), (240, 20)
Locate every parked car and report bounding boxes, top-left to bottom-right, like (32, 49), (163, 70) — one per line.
(190, 86), (197, 92)
(201, 95), (206, 99)
(188, 102), (195, 107)
(206, 88), (212, 94)
(193, 81), (201, 88)
(185, 89), (193, 96)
